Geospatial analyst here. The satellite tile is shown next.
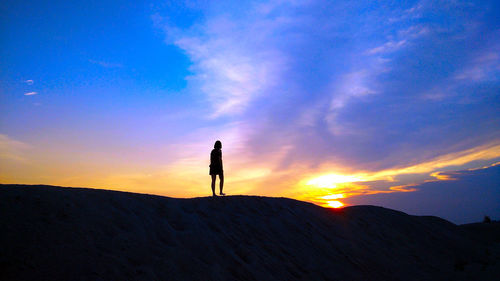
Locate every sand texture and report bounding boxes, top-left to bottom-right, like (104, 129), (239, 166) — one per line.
(1, 184), (499, 280)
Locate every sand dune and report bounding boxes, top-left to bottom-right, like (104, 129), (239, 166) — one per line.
(1, 184), (499, 280)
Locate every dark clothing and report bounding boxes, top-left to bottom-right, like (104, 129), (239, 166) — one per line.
(209, 148), (223, 175)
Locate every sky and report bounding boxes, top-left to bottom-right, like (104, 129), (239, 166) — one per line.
(1, 0), (499, 224)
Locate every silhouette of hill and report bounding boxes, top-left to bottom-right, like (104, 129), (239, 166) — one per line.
(1, 184), (499, 280)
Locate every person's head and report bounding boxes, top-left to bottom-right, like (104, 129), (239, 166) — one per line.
(214, 140), (222, 149)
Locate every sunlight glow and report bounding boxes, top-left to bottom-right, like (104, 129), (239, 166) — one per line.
(297, 144), (500, 209)
(321, 194), (345, 200)
(430, 172), (455, 181)
(306, 174), (365, 188)
(327, 200), (344, 208)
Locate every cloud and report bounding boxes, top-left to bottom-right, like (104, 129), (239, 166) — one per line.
(25, 80), (34, 85)
(89, 59), (123, 68)
(0, 134), (31, 163)
(155, 0), (500, 202)
(367, 40), (407, 55)
(343, 163), (500, 224)
(454, 51), (500, 82)
(325, 69), (380, 136)
(288, 142), (500, 207)
(24, 92), (37, 96)
(161, 9), (289, 117)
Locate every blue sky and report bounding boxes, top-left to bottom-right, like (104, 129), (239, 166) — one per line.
(1, 0), (499, 223)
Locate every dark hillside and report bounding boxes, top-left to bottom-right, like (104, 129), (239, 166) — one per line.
(1, 184), (499, 280)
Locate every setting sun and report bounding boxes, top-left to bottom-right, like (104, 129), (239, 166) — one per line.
(327, 200), (344, 208)
(304, 174), (364, 207)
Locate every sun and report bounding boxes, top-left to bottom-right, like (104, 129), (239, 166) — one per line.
(327, 200), (344, 208)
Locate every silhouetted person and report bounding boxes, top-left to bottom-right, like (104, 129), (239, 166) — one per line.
(210, 140), (224, 196)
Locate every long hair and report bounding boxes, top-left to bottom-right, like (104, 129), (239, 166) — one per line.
(214, 140), (222, 149)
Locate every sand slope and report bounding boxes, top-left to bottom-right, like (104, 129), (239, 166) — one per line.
(1, 184), (499, 280)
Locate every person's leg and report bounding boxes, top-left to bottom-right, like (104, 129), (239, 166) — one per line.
(211, 175), (217, 196)
(219, 173), (225, 195)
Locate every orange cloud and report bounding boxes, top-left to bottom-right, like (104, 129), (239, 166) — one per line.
(293, 141), (500, 208)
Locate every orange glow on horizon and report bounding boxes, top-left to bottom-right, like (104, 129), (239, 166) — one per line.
(299, 144), (500, 209)
(1, 129), (499, 210)
(321, 193), (345, 200)
(306, 174), (366, 188)
(327, 200), (344, 208)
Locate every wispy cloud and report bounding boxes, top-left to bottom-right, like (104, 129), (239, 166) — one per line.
(24, 92), (37, 96)
(387, 0), (425, 22)
(158, 8), (289, 117)
(0, 134), (31, 163)
(287, 143), (500, 208)
(150, 0), (500, 205)
(343, 163), (500, 224)
(367, 40), (407, 55)
(89, 59), (123, 68)
(366, 23), (430, 56)
(24, 79), (34, 85)
(454, 51), (500, 82)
